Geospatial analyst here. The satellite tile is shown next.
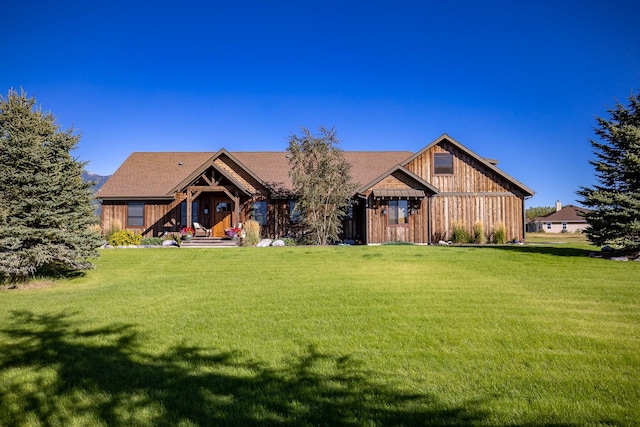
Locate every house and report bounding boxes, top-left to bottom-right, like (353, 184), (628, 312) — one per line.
(96, 134), (535, 244)
(527, 201), (590, 233)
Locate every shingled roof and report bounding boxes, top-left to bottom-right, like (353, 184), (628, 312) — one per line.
(97, 150), (414, 199)
(96, 152), (215, 199)
(538, 205), (590, 222)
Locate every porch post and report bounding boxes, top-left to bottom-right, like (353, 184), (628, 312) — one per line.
(234, 191), (240, 227)
(186, 189), (193, 228)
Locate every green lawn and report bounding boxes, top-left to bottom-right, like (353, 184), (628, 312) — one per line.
(1, 242), (639, 426)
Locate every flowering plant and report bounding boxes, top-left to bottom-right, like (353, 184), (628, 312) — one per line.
(180, 226), (195, 237)
(225, 227), (242, 238)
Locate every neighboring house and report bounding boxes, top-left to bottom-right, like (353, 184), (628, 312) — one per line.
(527, 201), (590, 233)
(96, 134), (534, 244)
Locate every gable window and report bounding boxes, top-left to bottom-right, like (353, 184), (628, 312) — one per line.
(388, 200), (408, 225)
(127, 202), (145, 227)
(434, 152), (453, 175)
(253, 201), (268, 226)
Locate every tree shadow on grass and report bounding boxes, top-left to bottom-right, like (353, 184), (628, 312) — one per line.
(0, 310), (496, 426)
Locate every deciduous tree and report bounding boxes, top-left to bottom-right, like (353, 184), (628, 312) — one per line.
(525, 206), (555, 221)
(0, 89), (101, 282)
(287, 127), (356, 245)
(576, 92), (640, 250)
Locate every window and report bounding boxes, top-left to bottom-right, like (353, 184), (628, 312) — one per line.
(253, 201), (268, 226)
(216, 202), (231, 212)
(180, 201), (199, 226)
(434, 152), (453, 175)
(127, 202), (144, 227)
(546, 222), (551, 230)
(562, 222), (567, 231)
(388, 200), (408, 225)
(289, 201), (301, 223)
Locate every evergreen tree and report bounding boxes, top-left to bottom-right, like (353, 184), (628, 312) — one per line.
(577, 92), (640, 250)
(287, 127), (356, 245)
(0, 89), (102, 282)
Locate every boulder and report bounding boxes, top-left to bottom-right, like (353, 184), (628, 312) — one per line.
(162, 240), (178, 247)
(256, 239), (273, 247)
(272, 239), (285, 247)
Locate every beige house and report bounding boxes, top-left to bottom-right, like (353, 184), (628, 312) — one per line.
(528, 201), (590, 233)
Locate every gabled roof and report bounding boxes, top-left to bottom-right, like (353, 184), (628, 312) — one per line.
(403, 134), (535, 197)
(357, 165), (439, 195)
(538, 205), (590, 222)
(97, 150), (414, 199)
(168, 149), (255, 196)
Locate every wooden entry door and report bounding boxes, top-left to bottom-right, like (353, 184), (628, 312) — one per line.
(212, 201), (232, 237)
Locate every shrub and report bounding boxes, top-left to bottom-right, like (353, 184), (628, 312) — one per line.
(241, 220), (261, 247)
(451, 222), (471, 244)
(282, 237), (297, 246)
(104, 219), (122, 241)
(472, 222), (487, 244)
(108, 230), (142, 247)
(492, 223), (507, 244)
(140, 237), (163, 246)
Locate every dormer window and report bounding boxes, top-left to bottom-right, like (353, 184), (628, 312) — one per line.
(434, 152), (453, 175)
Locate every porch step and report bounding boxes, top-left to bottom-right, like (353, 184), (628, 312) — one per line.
(181, 237), (238, 248)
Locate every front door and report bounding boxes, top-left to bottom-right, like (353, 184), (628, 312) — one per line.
(212, 201), (232, 237)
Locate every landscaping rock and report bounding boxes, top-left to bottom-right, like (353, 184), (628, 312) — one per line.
(256, 239), (272, 247)
(272, 239), (285, 247)
(438, 240), (452, 246)
(162, 240), (178, 247)
(610, 256), (629, 261)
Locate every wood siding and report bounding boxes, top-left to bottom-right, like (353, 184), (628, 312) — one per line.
(405, 141), (518, 193)
(401, 140), (527, 243)
(363, 170), (429, 244)
(102, 200), (181, 237)
(430, 194), (524, 242)
(366, 196), (428, 244)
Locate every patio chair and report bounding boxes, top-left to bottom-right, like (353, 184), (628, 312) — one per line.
(193, 222), (211, 237)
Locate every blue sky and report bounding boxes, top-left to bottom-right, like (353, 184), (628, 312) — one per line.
(3, 1), (639, 207)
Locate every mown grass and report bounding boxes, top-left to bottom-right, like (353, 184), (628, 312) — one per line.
(1, 242), (638, 426)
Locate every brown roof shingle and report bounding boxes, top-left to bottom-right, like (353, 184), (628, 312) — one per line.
(97, 150), (414, 199)
(539, 205), (591, 222)
(97, 152), (215, 198)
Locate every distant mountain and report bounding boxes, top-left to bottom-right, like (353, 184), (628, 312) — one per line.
(82, 171), (111, 217)
(82, 171), (111, 193)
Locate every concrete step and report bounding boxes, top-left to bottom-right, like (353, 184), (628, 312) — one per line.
(181, 237), (238, 248)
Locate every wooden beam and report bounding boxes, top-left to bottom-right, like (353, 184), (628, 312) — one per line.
(188, 185), (229, 192)
(186, 189), (192, 228)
